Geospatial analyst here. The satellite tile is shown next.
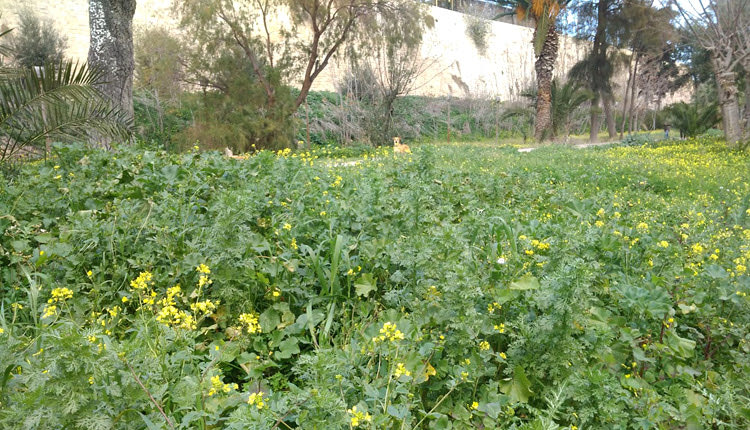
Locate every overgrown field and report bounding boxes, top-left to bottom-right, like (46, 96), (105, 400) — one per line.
(1, 139), (749, 429)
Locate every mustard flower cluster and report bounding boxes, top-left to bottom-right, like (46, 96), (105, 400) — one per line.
(130, 271), (153, 290)
(248, 391), (268, 409)
(394, 363), (411, 378)
(347, 406), (372, 427)
(373, 322), (404, 343)
(238, 312), (262, 334)
(42, 287), (74, 319)
(208, 374), (238, 396)
(48, 287), (73, 303)
(190, 299), (219, 317)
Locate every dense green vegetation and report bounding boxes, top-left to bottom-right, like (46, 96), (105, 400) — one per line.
(1, 137), (749, 428)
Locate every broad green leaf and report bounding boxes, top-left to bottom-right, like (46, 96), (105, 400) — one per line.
(276, 337), (300, 359)
(500, 366), (533, 403)
(354, 273), (377, 297)
(665, 331), (696, 359)
(509, 273), (540, 291)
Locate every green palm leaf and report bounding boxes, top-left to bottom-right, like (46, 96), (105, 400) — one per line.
(0, 61), (132, 161)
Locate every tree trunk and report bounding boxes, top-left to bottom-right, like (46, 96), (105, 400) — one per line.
(589, 0), (609, 143)
(628, 56), (640, 135)
(603, 91), (617, 138)
(589, 93), (601, 143)
(88, 0), (136, 124)
(533, 23), (559, 141)
(744, 72), (750, 137)
(619, 55), (635, 139)
(715, 67), (743, 146)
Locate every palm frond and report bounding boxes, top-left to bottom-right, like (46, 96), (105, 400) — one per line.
(0, 27), (13, 58)
(0, 61), (133, 161)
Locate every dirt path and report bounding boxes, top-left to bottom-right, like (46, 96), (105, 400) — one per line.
(517, 140), (617, 153)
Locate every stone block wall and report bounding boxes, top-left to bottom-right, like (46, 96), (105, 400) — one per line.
(0, 1), (688, 104)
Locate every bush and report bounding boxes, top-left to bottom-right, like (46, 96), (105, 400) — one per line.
(134, 27), (183, 104)
(9, 9), (66, 68)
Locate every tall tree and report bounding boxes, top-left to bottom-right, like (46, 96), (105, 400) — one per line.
(615, 0), (676, 138)
(87, 0), (136, 124)
(674, 0), (750, 146)
(498, 0), (572, 141)
(569, 0), (621, 142)
(178, 0), (429, 148)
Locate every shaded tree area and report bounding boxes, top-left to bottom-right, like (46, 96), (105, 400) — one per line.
(674, 0), (749, 147)
(568, 0), (621, 142)
(497, 0), (573, 141)
(175, 0), (431, 150)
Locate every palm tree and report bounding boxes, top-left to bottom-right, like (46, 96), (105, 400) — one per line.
(550, 80), (593, 138)
(516, 79), (592, 139)
(497, 0), (571, 141)
(0, 28), (132, 164)
(666, 102), (719, 139)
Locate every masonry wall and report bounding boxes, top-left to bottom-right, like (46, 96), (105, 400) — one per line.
(0, 1), (687, 104)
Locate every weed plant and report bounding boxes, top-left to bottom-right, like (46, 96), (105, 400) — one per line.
(1, 138), (749, 428)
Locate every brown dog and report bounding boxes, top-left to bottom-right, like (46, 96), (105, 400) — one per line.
(393, 137), (411, 154)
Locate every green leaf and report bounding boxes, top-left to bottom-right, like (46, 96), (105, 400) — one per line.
(704, 264), (728, 280)
(665, 331), (696, 359)
(387, 404), (408, 419)
(509, 273), (540, 291)
(259, 308), (280, 332)
(275, 337), (300, 359)
(354, 273), (377, 297)
(429, 414), (452, 429)
(500, 366), (533, 403)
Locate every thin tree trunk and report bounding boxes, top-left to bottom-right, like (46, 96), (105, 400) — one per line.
(447, 98), (451, 143)
(589, 0), (608, 143)
(88, 0), (136, 122)
(603, 91), (617, 138)
(715, 67), (743, 146)
(744, 72), (750, 136)
(628, 55), (640, 135)
(619, 55), (635, 139)
(534, 24), (559, 141)
(589, 93), (601, 143)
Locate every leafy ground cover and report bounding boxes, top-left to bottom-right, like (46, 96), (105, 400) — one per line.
(1, 138), (749, 429)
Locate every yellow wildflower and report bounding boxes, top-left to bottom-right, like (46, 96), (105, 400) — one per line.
(190, 299), (219, 316)
(48, 287), (73, 304)
(130, 271), (153, 290)
(239, 312), (262, 334)
(373, 322), (405, 343)
(196, 264), (211, 274)
(248, 391), (267, 409)
(394, 363), (411, 378)
(347, 406), (372, 427)
(479, 341), (490, 351)
(42, 305), (57, 318)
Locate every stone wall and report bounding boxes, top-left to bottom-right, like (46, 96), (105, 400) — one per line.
(0, 1), (688, 104)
